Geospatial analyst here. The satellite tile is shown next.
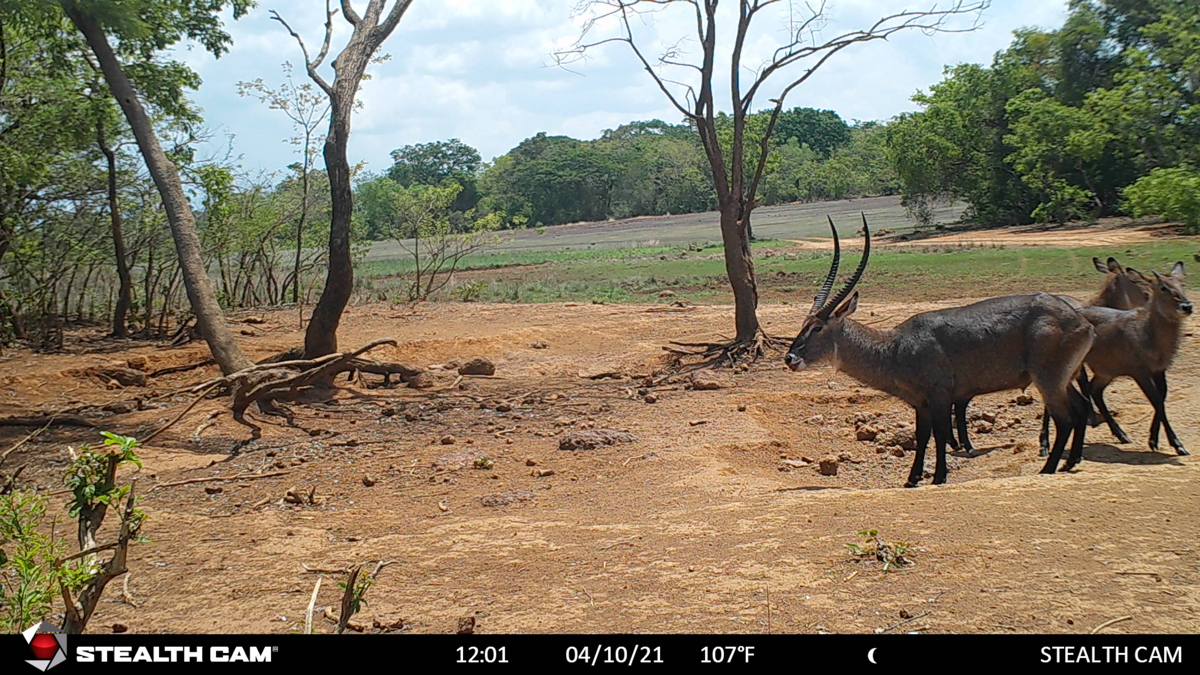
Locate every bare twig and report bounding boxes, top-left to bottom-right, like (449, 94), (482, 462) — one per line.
(1091, 615), (1133, 634)
(305, 575), (323, 634)
(151, 471), (289, 490)
(878, 610), (930, 634)
(120, 573), (138, 608)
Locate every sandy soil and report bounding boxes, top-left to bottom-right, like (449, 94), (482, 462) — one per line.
(1, 291), (1197, 635)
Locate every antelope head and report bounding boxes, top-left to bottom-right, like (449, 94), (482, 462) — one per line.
(1128, 262), (1192, 320)
(1092, 256), (1148, 309)
(784, 215), (871, 372)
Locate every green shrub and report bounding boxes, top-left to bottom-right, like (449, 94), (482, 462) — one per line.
(1123, 167), (1200, 234)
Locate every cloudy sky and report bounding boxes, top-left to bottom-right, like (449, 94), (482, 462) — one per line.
(177, 0), (1069, 176)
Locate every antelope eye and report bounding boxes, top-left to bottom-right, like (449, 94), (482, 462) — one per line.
(811, 325), (823, 333)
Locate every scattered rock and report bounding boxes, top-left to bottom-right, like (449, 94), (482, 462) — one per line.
(239, 329), (258, 336)
(981, 411), (998, 424)
(457, 616), (476, 635)
(856, 425), (880, 442)
(283, 486), (316, 505)
(531, 340), (549, 349)
(102, 400), (137, 415)
(434, 450), (482, 471)
(972, 420), (994, 434)
(373, 614), (405, 632)
(688, 371), (728, 390)
(578, 364), (625, 380)
(657, 290), (676, 298)
(806, 414), (825, 425)
(204, 486), (223, 495)
(479, 491), (533, 508)
(881, 428), (917, 451)
(837, 452), (854, 463)
(559, 429), (636, 451)
(737, 404), (747, 412)
(818, 457), (839, 476)
(458, 358), (496, 376)
(111, 623), (128, 634)
(689, 419), (708, 427)
(81, 366), (147, 387)
(362, 475), (376, 487)
(1013, 441), (1034, 454)
(125, 356), (149, 371)
(472, 456), (493, 470)
(438, 501), (449, 512)
(780, 459), (808, 469)
(242, 316), (268, 324)
(532, 468), (555, 477)
(440, 435), (457, 445)
(890, 447), (906, 458)
(644, 393), (658, 404)
(406, 373), (436, 389)
(525, 458), (537, 466)
(1014, 394), (1035, 406)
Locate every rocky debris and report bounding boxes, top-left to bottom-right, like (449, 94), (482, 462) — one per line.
(479, 491), (533, 508)
(531, 468), (555, 477)
(880, 426), (917, 451)
(644, 393), (658, 404)
(806, 414), (825, 425)
(405, 372), (436, 389)
(81, 366), (147, 387)
(889, 447), (906, 458)
(1014, 394), (1036, 405)
(283, 486), (317, 505)
(373, 615), (405, 632)
(688, 371), (728, 390)
(689, 419), (708, 427)
(737, 403), (747, 412)
(472, 456), (493, 470)
(972, 420), (994, 434)
(125, 356), (150, 371)
(558, 429), (636, 451)
(458, 358), (496, 376)
(102, 400), (138, 415)
(525, 458), (538, 466)
(531, 340), (549, 349)
(1013, 440), (1034, 454)
(657, 290), (676, 298)
(111, 623), (129, 634)
(204, 486), (223, 495)
(578, 364), (624, 380)
(433, 450), (487, 471)
(362, 475), (376, 487)
(457, 616), (476, 634)
(856, 425), (880, 442)
(981, 411), (998, 424)
(818, 457), (839, 476)
(440, 435), (457, 445)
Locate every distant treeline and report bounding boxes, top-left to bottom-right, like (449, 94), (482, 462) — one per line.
(888, 0), (1200, 230)
(356, 108), (899, 236)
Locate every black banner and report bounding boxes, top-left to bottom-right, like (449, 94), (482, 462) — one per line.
(4, 632), (1194, 671)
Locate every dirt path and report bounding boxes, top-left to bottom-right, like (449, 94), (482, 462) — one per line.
(1, 297), (1197, 635)
(787, 219), (1184, 250)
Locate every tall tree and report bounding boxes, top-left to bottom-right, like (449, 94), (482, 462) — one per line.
(238, 63), (331, 305)
(273, 0), (414, 358)
(57, 0), (254, 374)
(560, 0), (987, 359)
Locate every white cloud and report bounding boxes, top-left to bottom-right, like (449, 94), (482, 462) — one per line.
(175, 0), (1069, 175)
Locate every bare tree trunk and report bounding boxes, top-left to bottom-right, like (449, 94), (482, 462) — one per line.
(275, 0), (414, 358)
(98, 119), (133, 337)
(720, 207), (759, 341)
(295, 142), (309, 305)
(64, 2), (251, 374)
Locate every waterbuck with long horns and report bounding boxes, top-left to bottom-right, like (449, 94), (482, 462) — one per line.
(784, 215), (1094, 486)
(950, 256), (1147, 454)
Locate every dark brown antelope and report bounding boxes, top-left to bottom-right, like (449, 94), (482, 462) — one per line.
(785, 215), (1094, 486)
(1047, 262), (1192, 461)
(950, 256), (1148, 454)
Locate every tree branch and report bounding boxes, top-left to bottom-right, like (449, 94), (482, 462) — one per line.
(270, 2), (337, 96)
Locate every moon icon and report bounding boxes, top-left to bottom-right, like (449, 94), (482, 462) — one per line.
(868, 648), (878, 665)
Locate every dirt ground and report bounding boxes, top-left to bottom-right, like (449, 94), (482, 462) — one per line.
(2, 253), (1198, 635)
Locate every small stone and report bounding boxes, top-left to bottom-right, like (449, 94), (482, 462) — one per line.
(495, 402), (513, 413)
(890, 447), (906, 458)
(362, 475), (376, 487)
(737, 404), (747, 412)
(204, 486), (223, 495)
(472, 456), (493, 470)
(373, 614), (406, 631)
(457, 616), (476, 634)
(856, 425), (880, 442)
(531, 340), (549, 349)
(658, 290), (676, 298)
(981, 411), (997, 424)
(818, 457), (839, 476)
(559, 429), (636, 451)
(525, 458), (537, 466)
(1014, 394), (1035, 406)
(689, 372), (727, 390)
(689, 419), (708, 427)
(111, 623), (128, 634)
(644, 393), (658, 404)
(458, 358), (496, 376)
(532, 468), (555, 477)
(440, 435), (456, 445)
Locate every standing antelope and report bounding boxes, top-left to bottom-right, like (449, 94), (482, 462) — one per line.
(1048, 262), (1192, 460)
(950, 256), (1148, 454)
(785, 215), (1094, 486)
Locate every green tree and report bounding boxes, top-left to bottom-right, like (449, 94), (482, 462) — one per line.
(771, 107), (851, 156)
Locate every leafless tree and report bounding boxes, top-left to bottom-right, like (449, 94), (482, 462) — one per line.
(558, 0), (988, 361)
(272, 0), (414, 358)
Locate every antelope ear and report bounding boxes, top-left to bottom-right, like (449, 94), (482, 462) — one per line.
(1106, 257), (1122, 273)
(833, 291), (859, 319)
(1093, 257), (1108, 273)
(1171, 261), (1185, 279)
(1125, 267), (1151, 283)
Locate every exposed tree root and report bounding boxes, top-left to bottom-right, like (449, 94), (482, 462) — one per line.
(149, 359), (217, 378)
(663, 330), (790, 370)
(0, 415), (95, 428)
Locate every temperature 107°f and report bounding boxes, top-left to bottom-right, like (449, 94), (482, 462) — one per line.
(700, 646), (755, 664)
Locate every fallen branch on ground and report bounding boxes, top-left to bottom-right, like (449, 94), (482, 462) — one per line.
(151, 471), (289, 490)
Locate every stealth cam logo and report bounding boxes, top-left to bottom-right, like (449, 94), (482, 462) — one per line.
(22, 621), (67, 671)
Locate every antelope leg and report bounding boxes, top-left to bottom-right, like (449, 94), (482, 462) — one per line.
(905, 407), (932, 488)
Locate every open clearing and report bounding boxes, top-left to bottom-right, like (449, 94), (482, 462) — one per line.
(2, 219), (1199, 635)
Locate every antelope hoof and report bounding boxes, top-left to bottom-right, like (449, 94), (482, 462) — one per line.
(1148, 439), (1160, 452)
(903, 479), (920, 488)
(1038, 446), (1049, 458)
(1115, 432), (1131, 444)
(1174, 445), (1189, 456)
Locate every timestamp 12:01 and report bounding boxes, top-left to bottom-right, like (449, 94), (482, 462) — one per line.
(456, 645), (509, 664)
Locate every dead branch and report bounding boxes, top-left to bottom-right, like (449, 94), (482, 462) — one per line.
(305, 575), (323, 634)
(2, 419), (54, 466)
(0, 415), (94, 428)
(149, 359), (216, 378)
(151, 471), (289, 490)
(120, 572), (138, 608)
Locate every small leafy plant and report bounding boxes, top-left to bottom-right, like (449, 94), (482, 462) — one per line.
(846, 529), (914, 571)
